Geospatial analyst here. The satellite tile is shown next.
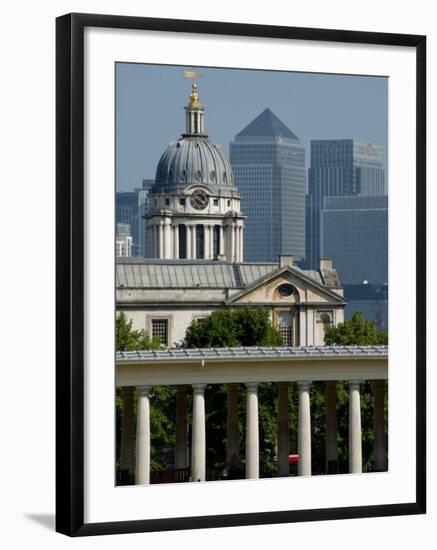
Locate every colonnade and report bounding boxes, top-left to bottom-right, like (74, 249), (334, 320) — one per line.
(119, 379), (386, 484)
(148, 219), (243, 261)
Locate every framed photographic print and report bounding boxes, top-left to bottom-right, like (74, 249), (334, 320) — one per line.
(56, 12), (426, 536)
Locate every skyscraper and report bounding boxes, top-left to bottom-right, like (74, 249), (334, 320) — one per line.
(116, 179), (153, 257)
(230, 109), (306, 262)
(306, 139), (385, 269)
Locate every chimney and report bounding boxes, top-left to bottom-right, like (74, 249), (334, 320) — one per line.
(279, 255), (294, 268)
(319, 258), (333, 270)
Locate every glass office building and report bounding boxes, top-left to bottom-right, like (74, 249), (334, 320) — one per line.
(230, 108), (306, 262)
(306, 139), (385, 270)
(116, 179), (153, 257)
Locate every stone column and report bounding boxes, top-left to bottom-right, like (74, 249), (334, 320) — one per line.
(349, 380), (362, 474)
(186, 225), (192, 259)
(325, 381), (338, 474)
(245, 383), (259, 479)
(164, 219), (172, 259)
(226, 384), (240, 468)
(173, 225), (179, 259)
(239, 225), (244, 262)
(219, 225), (225, 256)
(191, 224), (197, 260)
(298, 381), (311, 476)
(175, 385), (188, 470)
(120, 387), (135, 479)
(373, 380), (386, 471)
(158, 223), (164, 259)
(204, 224), (210, 259)
(277, 382), (289, 476)
(135, 385), (151, 485)
(191, 384), (206, 482)
(230, 223), (236, 262)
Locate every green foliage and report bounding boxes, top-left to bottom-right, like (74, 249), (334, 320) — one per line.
(116, 311), (161, 351)
(184, 307), (283, 348)
(324, 311), (388, 346)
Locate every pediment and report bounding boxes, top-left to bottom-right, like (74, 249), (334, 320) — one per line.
(227, 266), (345, 305)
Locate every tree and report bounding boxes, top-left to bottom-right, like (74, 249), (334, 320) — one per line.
(324, 311), (388, 346)
(184, 306), (283, 348)
(116, 312), (172, 475)
(323, 311), (388, 474)
(184, 306), (282, 478)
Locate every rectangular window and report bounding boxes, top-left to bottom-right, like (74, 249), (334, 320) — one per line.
(165, 198), (170, 206)
(277, 310), (292, 347)
(151, 319), (169, 347)
(178, 224), (187, 259)
(180, 198), (186, 206)
(213, 198), (219, 206)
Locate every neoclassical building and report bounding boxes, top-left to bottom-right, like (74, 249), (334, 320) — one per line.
(117, 82), (346, 347)
(147, 81), (245, 262)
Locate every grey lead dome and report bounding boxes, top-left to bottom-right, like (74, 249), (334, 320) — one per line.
(153, 135), (238, 195)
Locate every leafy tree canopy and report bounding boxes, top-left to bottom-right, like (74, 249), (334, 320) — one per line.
(183, 306), (283, 348)
(324, 311), (388, 346)
(116, 311), (160, 351)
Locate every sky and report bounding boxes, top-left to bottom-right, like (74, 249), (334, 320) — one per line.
(116, 63), (388, 192)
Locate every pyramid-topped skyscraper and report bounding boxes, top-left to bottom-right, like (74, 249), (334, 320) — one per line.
(230, 109), (306, 262)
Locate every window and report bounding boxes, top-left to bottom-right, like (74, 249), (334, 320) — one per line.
(151, 319), (169, 347)
(277, 284), (294, 298)
(213, 198), (219, 206)
(227, 199), (231, 207)
(165, 198), (170, 206)
(213, 225), (220, 258)
(196, 225), (205, 259)
(180, 198), (186, 206)
(277, 310), (292, 347)
(178, 224), (187, 259)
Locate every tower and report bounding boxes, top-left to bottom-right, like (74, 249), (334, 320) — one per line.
(147, 78), (245, 261)
(230, 109), (306, 263)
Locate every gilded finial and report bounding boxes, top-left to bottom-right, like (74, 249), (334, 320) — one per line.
(184, 68), (203, 109)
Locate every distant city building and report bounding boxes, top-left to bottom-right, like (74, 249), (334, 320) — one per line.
(306, 139), (385, 270)
(116, 179), (153, 257)
(116, 223), (133, 257)
(343, 283), (388, 330)
(230, 108), (306, 262)
(320, 195), (388, 285)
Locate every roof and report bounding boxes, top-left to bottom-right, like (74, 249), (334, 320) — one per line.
(116, 259), (335, 290)
(236, 108), (299, 140)
(116, 345), (388, 362)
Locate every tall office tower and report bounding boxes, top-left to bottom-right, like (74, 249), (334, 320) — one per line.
(321, 195), (388, 329)
(306, 139), (385, 269)
(116, 179), (153, 256)
(230, 108), (306, 262)
(115, 223), (133, 257)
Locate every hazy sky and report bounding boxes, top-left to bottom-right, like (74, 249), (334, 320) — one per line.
(116, 63), (388, 192)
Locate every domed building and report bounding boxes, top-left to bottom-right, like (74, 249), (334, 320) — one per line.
(147, 82), (245, 261)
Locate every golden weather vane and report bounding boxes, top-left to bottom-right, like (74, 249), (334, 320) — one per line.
(183, 68), (203, 109)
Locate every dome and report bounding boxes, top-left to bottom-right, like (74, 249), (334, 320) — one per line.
(153, 136), (238, 195)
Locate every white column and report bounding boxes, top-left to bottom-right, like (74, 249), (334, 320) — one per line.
(230, 223), (236, 262)
(219, 225), (225, 256)
(245, 383), (259, 479)
(186, 225), (192, 259)
(349, 380), (362, 474)
(191, 384), (206, 482)
(209, 225), (215, 259)
(277, 382), (289, 477)
(173, 225), (179, 259)
(204, 224), (210, 259)
(175, 385), (188, 470)
(158, 223), (164, 259)
(191, 224), (197, 260)
(373, 380), (386, 471)
(135, 385), (151, 485)
(164, 219), (172, 259)
(325, 381), (338, 474)
(298, 381), (311, 476)
(226, 384), (240, 468)
(239, 225), (244, 262)
(120, 387), (135, 479)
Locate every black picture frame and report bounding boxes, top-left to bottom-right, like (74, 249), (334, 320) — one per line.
(56, 12), (426, 537)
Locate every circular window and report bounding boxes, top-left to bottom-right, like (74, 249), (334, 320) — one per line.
(181, 169), (187, 180)
(195, 170), (202, 181)
(277, 284), (294, 298)
(210, 170), (216, 180)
